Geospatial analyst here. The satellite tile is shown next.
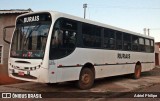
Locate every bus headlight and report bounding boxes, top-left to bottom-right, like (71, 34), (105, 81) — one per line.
(30, 67), (36, 70)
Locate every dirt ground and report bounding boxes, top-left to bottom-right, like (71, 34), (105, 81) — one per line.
(0, 64), (23, 85)
(0, 67), (160, 101)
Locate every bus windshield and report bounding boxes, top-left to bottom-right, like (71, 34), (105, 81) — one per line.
(10, 23), (51, 59)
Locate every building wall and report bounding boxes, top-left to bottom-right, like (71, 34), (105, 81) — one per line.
(0, 46), (3, 64)
(155, 44), (160, 66)
(0, 14), (19, 73)
(0, 10), (31, 84)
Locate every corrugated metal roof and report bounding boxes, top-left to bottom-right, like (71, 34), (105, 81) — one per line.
(0, 9), (32, 14)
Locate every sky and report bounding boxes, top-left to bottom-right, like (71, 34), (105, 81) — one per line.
(0, 0), (160, 42)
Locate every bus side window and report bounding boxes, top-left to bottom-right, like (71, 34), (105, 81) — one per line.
(109, 31), (115, 49)
(132, 35), (139, 51)
(103, 29), (109, 48)
(82, 23), (92, 47)
(139, 37), (145, 52)
(109, 38), (115, 49)
(50, 28), (64, 59)
(123, 33), (131, 51)
(145, 39), (150, 52)
(104, 28), (115, 49)
(63, 30), (76, 48)
(49, 18), (77, 60)
(52, 28), (63, 47)
(82, 23), (101, 48)
(93, 26), (101, 47)
(116, 31), (122, 50)
(150, 40), (154, 53)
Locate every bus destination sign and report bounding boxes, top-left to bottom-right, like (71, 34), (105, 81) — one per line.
(17, 13), (51, 24)
(24, 16), (39, 23)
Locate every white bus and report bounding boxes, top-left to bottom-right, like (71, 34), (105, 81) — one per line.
(4, 11), (155, 89)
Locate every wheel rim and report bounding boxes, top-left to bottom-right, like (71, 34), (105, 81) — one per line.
(78, 68), (95, 89)
(81, 73), (90, 84)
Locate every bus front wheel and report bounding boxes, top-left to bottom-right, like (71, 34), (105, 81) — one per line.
(133, 64), (142, 79)
(77, 68), (94, 89)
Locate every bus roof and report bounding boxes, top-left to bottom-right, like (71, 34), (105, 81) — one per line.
(17, 10), (154, 40)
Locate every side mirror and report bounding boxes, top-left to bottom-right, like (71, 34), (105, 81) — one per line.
(3, 25), (15, 44)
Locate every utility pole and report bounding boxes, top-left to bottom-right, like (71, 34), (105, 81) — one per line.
(144, 28), (146, 35)
(147, 28), (150, 36)
(83, 3), (87, 19)
(144, 28), (150, 36)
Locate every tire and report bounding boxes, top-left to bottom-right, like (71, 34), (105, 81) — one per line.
(77, 68), (95, 90)
(133, 64), (142, 79)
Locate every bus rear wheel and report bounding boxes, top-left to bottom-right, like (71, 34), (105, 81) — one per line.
(133, 64), (142, 79)
(77, 68), (94, 89)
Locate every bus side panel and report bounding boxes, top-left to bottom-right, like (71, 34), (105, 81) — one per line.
(53, 48), (155, 82)
(49, 61), (82, 83)
(48, 63), (58, 83)
(95, 64), (135, 78)
(58, 67), (82, 82)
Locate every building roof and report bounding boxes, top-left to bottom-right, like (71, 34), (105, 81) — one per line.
(0, 9), (32, 14)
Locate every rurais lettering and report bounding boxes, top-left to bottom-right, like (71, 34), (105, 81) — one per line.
(117, 53), (130, 59)
(24, 16), (39, 23)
